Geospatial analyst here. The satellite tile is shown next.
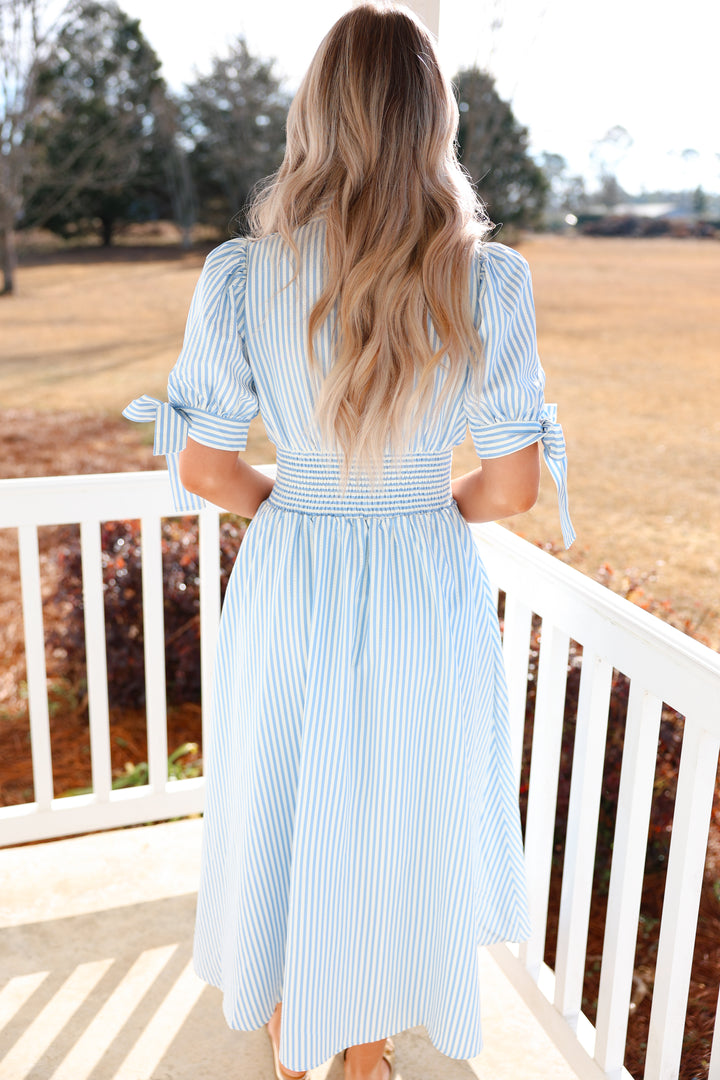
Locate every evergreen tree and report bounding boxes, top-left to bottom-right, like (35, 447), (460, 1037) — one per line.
(453, 68), (547, 233)
(182, 38), (290, 232)
(27, 1), (168, 245)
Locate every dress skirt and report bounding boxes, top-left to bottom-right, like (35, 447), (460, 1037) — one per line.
(192, 448), (531, 1073)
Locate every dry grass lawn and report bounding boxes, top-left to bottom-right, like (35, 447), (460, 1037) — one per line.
(1, 236), (719, 646)
(521, 235), (720, 646)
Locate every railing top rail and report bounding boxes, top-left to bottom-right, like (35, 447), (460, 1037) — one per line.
(2, 468), (719, 1074)
(2, 469), (719, 716)
(0, 469), (272, 528)
(472, 520), (720, 675)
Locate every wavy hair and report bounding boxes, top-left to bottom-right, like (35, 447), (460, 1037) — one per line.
(247, 1), (491, 487)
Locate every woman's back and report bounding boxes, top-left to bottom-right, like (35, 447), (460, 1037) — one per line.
(122, 4), (574, 1075)
(126, 213), (572, 1075)
(167, 216), (556, 470)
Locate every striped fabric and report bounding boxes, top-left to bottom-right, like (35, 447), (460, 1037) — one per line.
(123, 218), (574, 1072)
(270, 447), (455, 516)
(467, 404), (574, 547)
(121, 395), (206, 511)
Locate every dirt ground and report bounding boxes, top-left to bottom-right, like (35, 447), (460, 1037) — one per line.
(1, 234), (718, 645)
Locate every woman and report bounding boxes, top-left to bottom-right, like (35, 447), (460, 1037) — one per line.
(124, 4), (574, 1079)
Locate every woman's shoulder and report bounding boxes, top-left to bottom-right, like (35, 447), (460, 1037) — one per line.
(237, 216), (327, 271)
(476, 239), (531, 283)
(471, 240), (533, 316)
(202, 236), (248, 277)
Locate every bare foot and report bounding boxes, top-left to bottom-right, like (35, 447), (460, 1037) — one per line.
(350, 1061), (391, 1080)
(344, 1060), (391, 1080)
(344, 1043), (392, 1080)
(267, 1002), (307, 1079)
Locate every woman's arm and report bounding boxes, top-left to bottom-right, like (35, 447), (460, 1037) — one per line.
(451, 442), (540, 524)
(181, 435), (538, 524)
(178, 438), (274, 517)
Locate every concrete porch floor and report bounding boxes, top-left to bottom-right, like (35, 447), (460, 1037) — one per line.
(0, 818), (580, 1080)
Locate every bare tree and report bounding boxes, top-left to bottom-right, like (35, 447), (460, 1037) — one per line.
(590, 125), (633, 213)
(0, 0), (62, 293)
(182, 38), (290, 232)
(154, 94), (196, 249)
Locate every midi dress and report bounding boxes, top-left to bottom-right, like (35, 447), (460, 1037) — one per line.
(123, 216), (575, 1073)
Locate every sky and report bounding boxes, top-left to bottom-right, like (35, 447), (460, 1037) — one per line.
(118, 0), (720, 196)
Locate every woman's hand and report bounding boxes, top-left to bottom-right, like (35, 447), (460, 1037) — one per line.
(178, 438), (274, 517)
(179, 438), (539, 523)
(451, 442), (540, 523)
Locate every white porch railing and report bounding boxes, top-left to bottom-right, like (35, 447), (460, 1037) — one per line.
(1, 468), (719, 1080)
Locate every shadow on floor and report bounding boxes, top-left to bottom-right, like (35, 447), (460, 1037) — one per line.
(0, 893), (483, 1080)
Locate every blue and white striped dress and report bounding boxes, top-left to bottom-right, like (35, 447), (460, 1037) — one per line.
(123, 217), (574, 1072)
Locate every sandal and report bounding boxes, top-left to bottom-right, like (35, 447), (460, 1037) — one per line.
(266, 1023), (309, 1080)
(343, 1037), (395, 1078)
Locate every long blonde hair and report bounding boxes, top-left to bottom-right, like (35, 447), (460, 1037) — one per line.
(247, 1), (491, 486)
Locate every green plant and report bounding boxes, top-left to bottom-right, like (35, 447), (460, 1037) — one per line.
(58, 741), (201, 797)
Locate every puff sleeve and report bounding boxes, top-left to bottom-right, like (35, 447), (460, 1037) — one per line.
(465, 242), (575, 548)
(122, 238), (260, 512)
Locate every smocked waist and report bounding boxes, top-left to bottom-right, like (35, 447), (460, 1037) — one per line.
(268, 448), (453, 516)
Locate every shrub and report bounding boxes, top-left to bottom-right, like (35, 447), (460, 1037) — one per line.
(47, 516), (248, 710)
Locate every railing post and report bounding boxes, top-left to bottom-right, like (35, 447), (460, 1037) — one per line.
(141, 516), (168, 793)
(17, 525), (53, 809)
(501, 594), (533, 792)
(594, 685), (663, 1076)
(644, 717), (720, 1079)
(554, 651), (613, 1028)
(520, 622), (570, 980)
(80, 520), (112, 800)
(199, 510), (221, 766)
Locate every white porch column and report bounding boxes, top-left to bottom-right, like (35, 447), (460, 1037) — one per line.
(353, 0), (440, 38)
(405, 0), (440, 37)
